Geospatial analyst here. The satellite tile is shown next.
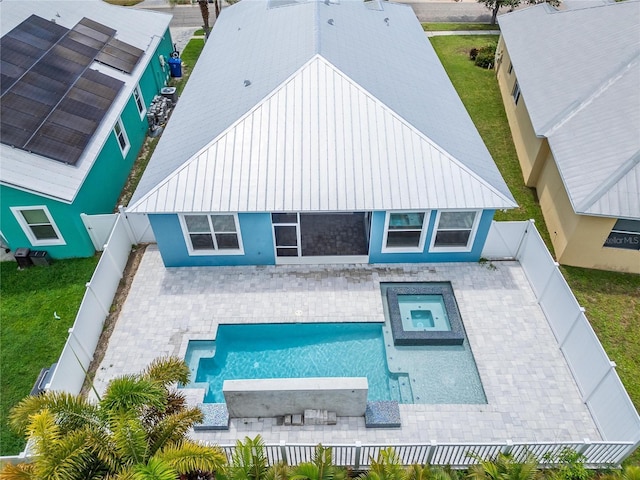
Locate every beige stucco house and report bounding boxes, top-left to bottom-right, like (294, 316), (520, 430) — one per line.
(495, 1), (640, 273)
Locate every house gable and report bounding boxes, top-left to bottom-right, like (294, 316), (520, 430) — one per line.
(128, 56), (515, 214)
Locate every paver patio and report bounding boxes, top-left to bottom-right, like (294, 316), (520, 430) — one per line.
(93, 245), (600, 445)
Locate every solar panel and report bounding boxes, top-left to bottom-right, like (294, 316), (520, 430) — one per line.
(95, 38), (143, 73)
(0, 15), (134, 164)
(0, 15), (67, 95)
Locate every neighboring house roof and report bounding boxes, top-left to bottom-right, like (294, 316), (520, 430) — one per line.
(499, 1), (640, 220)
(0, 0), (171, 203)
(128, 0), (516, 214)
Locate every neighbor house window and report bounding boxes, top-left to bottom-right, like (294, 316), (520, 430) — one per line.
(508, 62), (513, 75)
(604, 219), (640, 250)
(180, 214), (243, 255)
(382, 211), (428, 252)
(10, 206), (65, 246)
(133, 85), (146, 118)
(512, 80), (521, 105)
(113, 118), (130, 156)
(430, 210), (480, 252)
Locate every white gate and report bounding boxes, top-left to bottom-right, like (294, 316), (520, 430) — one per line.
(81, 213), (118, 251)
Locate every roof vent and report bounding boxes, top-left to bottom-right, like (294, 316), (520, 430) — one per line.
(328, 18), (334, 25)
(384, 17), (389, 26)
(244, 80), (251, 87)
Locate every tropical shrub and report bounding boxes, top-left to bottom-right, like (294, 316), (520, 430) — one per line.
(1, 356), (226, 480)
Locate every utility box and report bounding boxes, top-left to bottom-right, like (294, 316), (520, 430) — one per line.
(30, 250), (51, 266)
(15, 248), (33, 269)
(160, 86), (177, 103)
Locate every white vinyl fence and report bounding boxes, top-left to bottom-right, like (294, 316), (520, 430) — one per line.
(214, 440), (632, 469)
(482, 221), (640, 454)
(45, 214), (135, 394)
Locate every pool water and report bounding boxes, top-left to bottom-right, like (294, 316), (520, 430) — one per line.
(184, 321), (486, 405)
(190, 323), (395, 403)
(398, 294), (451, 331)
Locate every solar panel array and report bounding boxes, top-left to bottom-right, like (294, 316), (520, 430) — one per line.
(0, 15), (143, 165)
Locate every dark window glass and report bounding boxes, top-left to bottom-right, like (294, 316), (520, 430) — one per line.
(272, 213), (298, 224)
(190, 234), (214, 250)
(275, 225), (297, 246)
(386, 231), (422, 248)
(216, 233), (240, 249)
(434, 230), (471, 247)
(31, 224), (58, 240)
(277, 247), (299, 257)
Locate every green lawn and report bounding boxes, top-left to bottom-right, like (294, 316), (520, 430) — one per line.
(0, 257), (99, 455)
(422, 22), (499, 31)
(430, 35), (640, 464)
(171, 38), (205, 97)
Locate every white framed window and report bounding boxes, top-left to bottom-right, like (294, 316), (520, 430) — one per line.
(133, 85), (146, 118)
(604, 219), (640, 251)
(10, 206), (65, 246)
(429, 210), (481, 252)
(179, 213), (244, 255)
(113, 118), (130, 157)
(512, 80), (521, 105)
(382, 211), (428, 253)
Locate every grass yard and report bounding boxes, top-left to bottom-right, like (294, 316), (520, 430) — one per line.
(431, 35), (640, 464)
(0, 257), (99, 455)
(171, 38), (206, 97)
(422, 22), (499, 31)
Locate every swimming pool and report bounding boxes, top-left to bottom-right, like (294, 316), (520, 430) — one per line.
(183, 318), (486, 405)
(186, 323), (396, 403)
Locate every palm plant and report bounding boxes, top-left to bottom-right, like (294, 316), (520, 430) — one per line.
(359, 448), (406, 480)
(290, 445), (347, 480)
(223, 435), (270, 480)
(405, 464), (459, 480)
(467, 452), (540, 480)
(1, 356), (226, 480)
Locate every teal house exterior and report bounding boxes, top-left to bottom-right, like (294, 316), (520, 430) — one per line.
(0, 0), (173, 259)
(128, 0), (517, 267)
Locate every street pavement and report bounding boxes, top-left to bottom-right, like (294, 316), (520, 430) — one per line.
(135, 0), (498, 27)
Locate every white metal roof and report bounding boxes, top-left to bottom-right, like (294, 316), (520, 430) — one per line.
(129, 0), (515, 214)
(499, 1), (640, 219)
(0, 0), (171, 203)
(129, 56), (513, 213)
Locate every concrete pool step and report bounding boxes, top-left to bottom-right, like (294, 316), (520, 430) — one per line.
(388, 374), (414, 404)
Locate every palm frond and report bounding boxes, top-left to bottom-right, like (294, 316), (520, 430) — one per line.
(9, 391), (99, 435)
(34, 429), (96, 480)
(155, 440), (227, 474)
(131, 457), (177, 480)
(142, 391), (188, 429)
(0, 462), (36, 480)
(226, 435), (269, 480)
(111, 411), (151, 467)
(265, 462), (290, 480)
(101, 376), (166, 414)
(624, 466), (640, 480)
(26, 409), (62, 457)
(140, 356), (190, 387)
(148, 407), (204, 455)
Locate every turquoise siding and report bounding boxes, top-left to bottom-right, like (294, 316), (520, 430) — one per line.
(0, 29), (173, 259)
(150, 213), (276, 267)
(368, 210), (495, 264)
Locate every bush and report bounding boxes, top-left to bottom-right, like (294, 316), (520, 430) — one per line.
(473, 43), (497, 69)
(469, 47), (479, 60)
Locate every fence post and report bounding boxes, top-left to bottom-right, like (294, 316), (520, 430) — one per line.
(536, 261), (559, 304)
(560, 307), (586, 348)
(86, 281), (109, 316)
(577, 438), (591, 456)
(501, 440), (513, 455)
(118, 206), (138, 244)
(354, 442), (362, 470)
(425, 440), (437, 465)
(280, 440), (288, 465)
(584, 362), (616, 403)
(513, 219), (533, 259)
(104, 244), (124, 280)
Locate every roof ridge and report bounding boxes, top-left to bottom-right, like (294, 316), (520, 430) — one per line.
(576, 149), (640, 214)
(542, 51), (640, 137)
